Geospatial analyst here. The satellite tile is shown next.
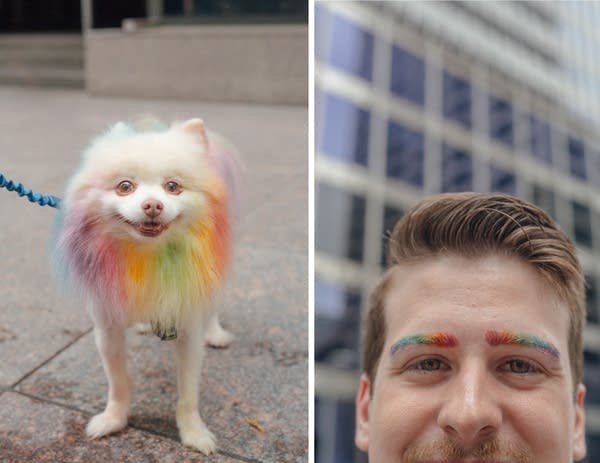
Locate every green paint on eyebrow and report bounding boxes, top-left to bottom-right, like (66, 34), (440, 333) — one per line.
(485, 329), (560, 359)
(390, 332), (459, 356)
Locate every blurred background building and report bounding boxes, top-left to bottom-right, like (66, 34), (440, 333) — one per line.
(0, 0), (307, 103)
(315, 1), (600, 462)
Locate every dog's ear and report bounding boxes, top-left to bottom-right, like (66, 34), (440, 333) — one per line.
(181, 118), (209, 150)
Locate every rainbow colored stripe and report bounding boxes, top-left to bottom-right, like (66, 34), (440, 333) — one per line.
(485, 329), (560, 359)
(390, 332), (459, 356)
(53, 122), (236, 330)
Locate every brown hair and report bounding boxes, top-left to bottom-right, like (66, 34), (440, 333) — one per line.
(363, 192), (585, 387)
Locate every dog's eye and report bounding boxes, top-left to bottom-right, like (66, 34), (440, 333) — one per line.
(116, 180), (135, 195)
(164, 181), (182, 195)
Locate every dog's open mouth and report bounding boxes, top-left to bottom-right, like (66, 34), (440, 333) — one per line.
(132, 219), (169, 237)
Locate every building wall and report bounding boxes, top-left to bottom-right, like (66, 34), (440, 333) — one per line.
(85, 24), (308, 104)
(315, 2), (600, 462)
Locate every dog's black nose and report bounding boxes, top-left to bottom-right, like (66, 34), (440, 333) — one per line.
(142, 199), (163, 218)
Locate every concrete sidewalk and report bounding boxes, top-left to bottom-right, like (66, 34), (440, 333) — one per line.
(0, 87), (308, 462)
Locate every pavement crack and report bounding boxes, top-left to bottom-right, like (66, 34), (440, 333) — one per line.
(10, 327), (92, 389)
(11, 389), (92, 416)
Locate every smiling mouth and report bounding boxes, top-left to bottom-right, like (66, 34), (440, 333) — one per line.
(129, 219), (169, 237)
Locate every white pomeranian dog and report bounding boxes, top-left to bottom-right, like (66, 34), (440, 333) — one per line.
(53, 118), (239, 454)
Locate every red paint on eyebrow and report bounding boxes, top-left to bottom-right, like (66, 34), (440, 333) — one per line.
(485, 329), (560, 359)
(390, 332), (459, 355)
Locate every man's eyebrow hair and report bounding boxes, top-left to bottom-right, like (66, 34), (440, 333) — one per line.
(390, 332), (459, 356)
(485, 329), (560, 359)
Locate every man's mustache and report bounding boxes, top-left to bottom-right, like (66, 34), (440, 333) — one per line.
(403, 437), (532, 462)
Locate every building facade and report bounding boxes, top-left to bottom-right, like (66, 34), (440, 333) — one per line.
(315, 2), (600, 462)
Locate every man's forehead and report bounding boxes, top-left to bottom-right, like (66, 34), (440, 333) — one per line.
(381, 254), (569, 338)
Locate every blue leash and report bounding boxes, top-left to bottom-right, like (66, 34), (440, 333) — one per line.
(0, 173), (61, 208)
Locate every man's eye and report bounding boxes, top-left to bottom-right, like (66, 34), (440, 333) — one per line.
(164, 181), (182, 194)
(500, 359), (541, 375)
(116, 180), (135, 195)
(409, 358), (448, 372)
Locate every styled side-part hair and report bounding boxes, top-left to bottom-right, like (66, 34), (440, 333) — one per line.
(363, 192), (585, 387)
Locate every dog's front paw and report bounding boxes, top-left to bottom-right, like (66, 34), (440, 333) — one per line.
(179, 425), (217, 455)
(86, 410), (128, 439)
(205, 326), (234, 348)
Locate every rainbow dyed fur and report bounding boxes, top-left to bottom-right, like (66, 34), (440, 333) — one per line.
(53, 118), (239, 454)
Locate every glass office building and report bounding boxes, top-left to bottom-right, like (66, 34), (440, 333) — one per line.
(315, 2), (600, 462)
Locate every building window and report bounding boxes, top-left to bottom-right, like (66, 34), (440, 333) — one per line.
(443, 71), (472, 128)
(489, 95), (514, 147)
(163, 0), (308, 19)
(568, 136), (586, 180)
(386, 121), (424, 187)
(584, 350), (600, 406)
(587, 275), (598, 324)
(316, 398), (368, 463)
(315, 278), (362, 368)
(490, 165), (516, 195)
(572, 200), (592, 248)
(390, 45), (425, 106)
(328, 13), (374, 81)
(442, 144), (473, 192)
(319, 92), (370, 166)
(531, 184), (555, 219)
(530, 115), (552, 164)
(316, 183), (366, 263)
(381, 205), (404, 266)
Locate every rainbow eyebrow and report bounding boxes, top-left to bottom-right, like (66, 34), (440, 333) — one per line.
(390, 332), (459, 356)
(485, 329), (560, 359)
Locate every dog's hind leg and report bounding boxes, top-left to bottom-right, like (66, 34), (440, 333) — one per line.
(175, 314), (216, 454)
(205, 310), (234, 348)
(86, 321), (132, 438)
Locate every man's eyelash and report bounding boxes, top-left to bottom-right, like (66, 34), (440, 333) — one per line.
(406, 357), (450, 372)
(498, 358), (543, 374)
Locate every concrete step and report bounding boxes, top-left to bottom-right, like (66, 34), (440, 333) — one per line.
(0, 66), (84, 88)
(0, 33), (84, 87)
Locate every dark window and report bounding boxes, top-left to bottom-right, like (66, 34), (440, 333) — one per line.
(315, 278), (362, 368)
(320, 93), (370, 166)
(572, 200), (592, 248)
(328, 14), (374, 80)
(164, 0), (307, 18)
(381, 205), (404, 266)
(585, 350), (600, 406)
(568, 136), (587, 180)
(443, 71), (472, 128)
(489, 95), (514, 147)
(532, 184), (555, 219)
(530, 115), (552, 164)
(490, 165), (516, 195)
(315, 398), (368, 463)
(316, 183), (366, 263)
(442, 144), (473, 192)
(390, 45), (425, 106)
(0, 0), (82, 31)
(94, 1), (145, 28)
(386, 122), (424, 187)
(587, 275), (598, 324)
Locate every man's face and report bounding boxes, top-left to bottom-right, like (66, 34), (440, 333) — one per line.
(356, 254), (586, 462)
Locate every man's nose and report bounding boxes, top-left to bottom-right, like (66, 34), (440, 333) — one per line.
(436, 364), (502, 450)
(142, 199), (163, 218)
